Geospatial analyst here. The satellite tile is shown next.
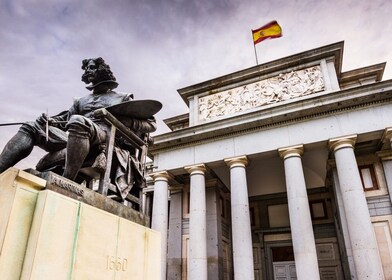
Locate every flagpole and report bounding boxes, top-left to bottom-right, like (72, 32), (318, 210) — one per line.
(253, 43), (259, 65)
(251, 29), (259, 65)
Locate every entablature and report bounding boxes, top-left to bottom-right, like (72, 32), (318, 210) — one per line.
(151, 80), (392, 154)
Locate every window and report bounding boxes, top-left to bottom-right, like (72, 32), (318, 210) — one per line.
(220, 196), (225, 218)
(309, 200), (327, 220)
(249, 206), (255, 226)
(359, 165), (378, 191)
(182, 187), (190, 218)
(268, 204), (290, 228)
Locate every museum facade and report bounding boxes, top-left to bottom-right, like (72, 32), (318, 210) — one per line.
(146, 42), (392, 279)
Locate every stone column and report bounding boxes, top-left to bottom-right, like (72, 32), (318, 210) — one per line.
(329, 135), (384, 279)
(331, 168), (357, 279)
(278, 145), (320, 280)
(380, 128), (392, 203)
(167, 189), (183, 279)
(224, 156), (254, 280)
(151, 171), (171, 280)
(184, 164), (208, 280)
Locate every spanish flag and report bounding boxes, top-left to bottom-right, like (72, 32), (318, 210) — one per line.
(252, 21), (282, 45)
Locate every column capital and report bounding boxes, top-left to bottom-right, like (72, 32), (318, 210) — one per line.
(328, 134), (357, 152)
(278, 144), (304, 160)
(381, 127), (392, 143)
(224, 155), (248, 168)
(184, 163), (206, 175)
(376, 150), (392, 161)
(150, 170), (173, 182)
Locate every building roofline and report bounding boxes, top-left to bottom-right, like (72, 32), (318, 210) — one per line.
(177, 41), (344, 106)
(339, 62), (386, 85)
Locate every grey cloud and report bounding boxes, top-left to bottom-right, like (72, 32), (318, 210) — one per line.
(1, 0), (392, 169)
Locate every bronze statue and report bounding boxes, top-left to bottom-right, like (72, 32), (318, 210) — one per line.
(0, 58), (158, 197)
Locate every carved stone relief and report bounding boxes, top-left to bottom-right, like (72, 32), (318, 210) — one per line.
(199, 65), (325, 121)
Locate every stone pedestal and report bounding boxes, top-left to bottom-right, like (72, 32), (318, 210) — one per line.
(0, 168), (161, 280)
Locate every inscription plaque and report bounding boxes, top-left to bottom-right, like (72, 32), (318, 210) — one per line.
(316, 243), (335, 260)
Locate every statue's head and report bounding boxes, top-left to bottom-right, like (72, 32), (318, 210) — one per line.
(81, 57), (118, 91)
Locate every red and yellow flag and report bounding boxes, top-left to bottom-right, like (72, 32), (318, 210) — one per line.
(252, 21), (282, 45)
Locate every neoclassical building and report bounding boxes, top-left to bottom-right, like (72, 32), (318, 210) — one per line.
(146, 42), (392, 279)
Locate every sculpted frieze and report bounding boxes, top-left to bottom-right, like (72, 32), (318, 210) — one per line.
(199, 66), (325, 121)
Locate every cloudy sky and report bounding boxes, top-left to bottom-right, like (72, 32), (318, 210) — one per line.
(1, 0), (392, 169)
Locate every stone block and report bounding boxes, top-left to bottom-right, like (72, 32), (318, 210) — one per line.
(21, 190), (80, 280)
(0, 168), (46, 280)
(71, 203), (120, 279)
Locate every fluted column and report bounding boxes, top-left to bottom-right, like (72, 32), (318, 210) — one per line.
(224, 156), (254, 280)
(184, 164), (207, 280)
(151, 171), (172, 280)
(278, 145), (320, 280)
(329, 135), (384, 279)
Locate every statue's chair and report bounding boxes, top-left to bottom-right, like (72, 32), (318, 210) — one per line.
(36, 108), (152, 211)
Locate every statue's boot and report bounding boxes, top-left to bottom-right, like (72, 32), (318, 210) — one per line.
(62, 135), (90, 181)
(0, 132), (34, 173)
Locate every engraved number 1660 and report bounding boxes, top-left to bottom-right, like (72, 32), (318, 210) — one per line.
(107, 256), (128, 271)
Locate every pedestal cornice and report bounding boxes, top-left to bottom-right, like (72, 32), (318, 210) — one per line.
(328, 134), (357, 152)
(224, 155), (248, 168)
(184, 163), (207, 175)
(278, 145), (304, 160)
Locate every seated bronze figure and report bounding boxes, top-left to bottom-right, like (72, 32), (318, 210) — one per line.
(0, 57), (161, 206)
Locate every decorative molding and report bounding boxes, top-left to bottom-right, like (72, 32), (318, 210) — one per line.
(224, 155), (248, 168)
(278, 145), (304, 160)
(184, 163), (207, 175)
(328, 135), (357, 152)
(199, 66), (325, 121)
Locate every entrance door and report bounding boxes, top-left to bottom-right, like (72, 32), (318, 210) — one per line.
(271, 246), (296, 280)
(273, 261), (296, 280)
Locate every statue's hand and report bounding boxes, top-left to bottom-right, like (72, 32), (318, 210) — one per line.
(36, 113), (48, 125)
(36, 113), (55, 126)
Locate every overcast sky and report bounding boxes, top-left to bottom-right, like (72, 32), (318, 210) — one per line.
(1, 0), (392, 169)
